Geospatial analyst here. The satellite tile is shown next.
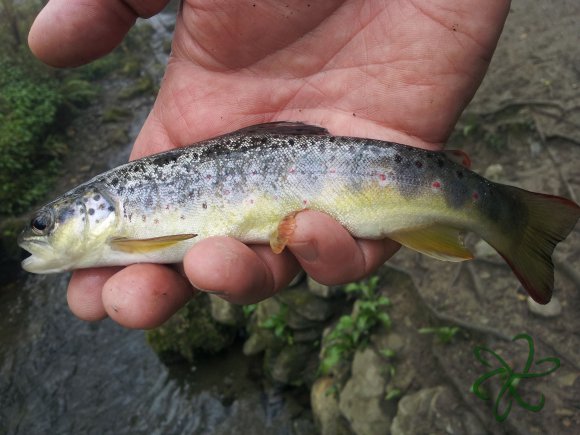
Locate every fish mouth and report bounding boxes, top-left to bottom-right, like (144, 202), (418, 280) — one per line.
(18, 238), (60, 274)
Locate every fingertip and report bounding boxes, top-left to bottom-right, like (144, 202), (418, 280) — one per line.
(184, 237), (298, 305)
(288, 211), (400, 285)
(102, 264), (194, 329)
(67, 267), (122, 321)
(29, 1), (129, 67)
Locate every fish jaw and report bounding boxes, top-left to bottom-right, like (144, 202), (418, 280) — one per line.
(19, 238), (74, 273)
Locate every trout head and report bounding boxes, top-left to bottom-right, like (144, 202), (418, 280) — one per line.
(18, 185), (118, 273)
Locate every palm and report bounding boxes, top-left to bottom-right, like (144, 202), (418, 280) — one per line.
(30, 0), (509, 328)
(133, 0), (504, 157)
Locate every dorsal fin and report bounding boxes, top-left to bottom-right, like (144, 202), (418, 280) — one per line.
(232, 122), (329, 136)
(443, 150), (472, 168)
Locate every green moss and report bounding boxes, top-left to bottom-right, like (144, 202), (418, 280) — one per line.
(146, 294), (236, 363)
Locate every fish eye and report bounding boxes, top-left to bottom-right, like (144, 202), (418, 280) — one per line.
(31, 211), (53, 235)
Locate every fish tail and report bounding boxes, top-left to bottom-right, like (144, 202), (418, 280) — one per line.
(486, 186), (580, 304)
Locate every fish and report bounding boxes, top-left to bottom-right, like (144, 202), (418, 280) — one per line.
(18, 122), (580, 304)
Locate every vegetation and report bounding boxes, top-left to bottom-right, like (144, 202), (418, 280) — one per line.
(146, 295), (236, 363)
(260, 304), (294, 345)
(0, 0), (155, 216)
(319, 276), (392, 376)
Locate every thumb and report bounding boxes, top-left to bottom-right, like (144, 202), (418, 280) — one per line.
(28, 0), (170, 67)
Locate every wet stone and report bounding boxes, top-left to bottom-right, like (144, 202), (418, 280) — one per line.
(311, 377), (351, 435)
(208, 295), (244, 327)
(307, 276), (340, 299)
(391, 386), (486, 435)
(276, 286), (334, 322)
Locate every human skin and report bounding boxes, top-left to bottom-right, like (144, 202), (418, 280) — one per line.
(29, 0), (511, 329)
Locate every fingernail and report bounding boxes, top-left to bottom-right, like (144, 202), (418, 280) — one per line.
(291, 241), (318, 262)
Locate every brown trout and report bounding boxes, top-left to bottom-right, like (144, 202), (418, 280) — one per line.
(18, 122), (580, 304)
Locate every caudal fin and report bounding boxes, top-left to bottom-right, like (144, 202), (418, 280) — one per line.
(489, 187), (580, 304)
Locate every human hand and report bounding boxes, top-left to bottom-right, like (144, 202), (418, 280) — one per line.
(29, 0), (510, 328)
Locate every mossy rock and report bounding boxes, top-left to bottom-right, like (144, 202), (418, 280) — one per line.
(146, 294), (236, 363)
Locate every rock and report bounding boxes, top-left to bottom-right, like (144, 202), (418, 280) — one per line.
(293, 327), (323, 343)
(208, 294), (244, 326)
(391, 386), (486, 435)
(339, 348), (394, 435)
(242, 327), (277, 356)
(527, 296), (562, 318)
(287, 310), (323, 330)
(311, 377), (351, 435)
(277, 286), (334, 322)
(254, 297), (282, 324)
(269, 343), (313, 385)
(483, 163), (504, 181)
(307, 276), (340, 298)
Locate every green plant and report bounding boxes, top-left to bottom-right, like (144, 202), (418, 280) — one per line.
(319, 276), (392, 375)
(419, 326), (461, 344)
(242, 304), (257, 318)
(260, 304), (294, 345)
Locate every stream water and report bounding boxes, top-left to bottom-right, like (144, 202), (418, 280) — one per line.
(0, 8), (311, 435)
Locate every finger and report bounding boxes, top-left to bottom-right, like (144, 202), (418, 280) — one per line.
(67, 267), (122, 321)
(183, 237), (300, 305)
(28, 0), (170, 67)
(287, 211), (401, 285)
(102, 264), (194, 329)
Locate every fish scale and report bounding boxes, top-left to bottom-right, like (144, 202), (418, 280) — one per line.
(18, 122), (580, 304)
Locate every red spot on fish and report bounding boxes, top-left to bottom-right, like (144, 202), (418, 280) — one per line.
(223, 189), (230, 195)
(432, 181), (441, 189)
(303, 199), (308, 205)
(206, 174), (212, 180)
(472, 192), (480, 201)
(329, 168), (336, 174)
(379, 174), (387, 181)
(289, 168), (296, 174)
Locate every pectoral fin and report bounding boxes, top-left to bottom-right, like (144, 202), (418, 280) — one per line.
(270, 213), (298, 254)
(389, 225), (473, 262)
(109, 234), (197, 253)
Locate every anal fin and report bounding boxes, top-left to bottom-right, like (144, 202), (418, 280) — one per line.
(389, 225), (473, 262)
(109, 233), (197, 254)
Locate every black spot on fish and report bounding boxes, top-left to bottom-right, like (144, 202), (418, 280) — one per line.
(142, 215), (146, 222)
(456, 170), (464, 179)
(111, 177), (119, 187)
(394, 154), (402, 164)
(93, 194), (101, 201)
(329, 137), (335, 143)
(260, 137), (268, 144)
(288, 138), (295, 146)
(414, 160), (423, 169)
(88, 208), (95, 215)
(76, 201), (82, 206)
(437, 159), (445, 168)
(202, 202), (207, 209)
